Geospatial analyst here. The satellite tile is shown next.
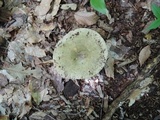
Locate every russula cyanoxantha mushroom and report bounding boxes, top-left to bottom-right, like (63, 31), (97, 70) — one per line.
(53, 28), (108, 79)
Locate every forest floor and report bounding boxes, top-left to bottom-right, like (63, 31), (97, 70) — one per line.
(0, 0), (160, 120)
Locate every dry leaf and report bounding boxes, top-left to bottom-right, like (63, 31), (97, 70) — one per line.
(74, 11), (99, 25)
(87, 106), (94, 116)
(103, 96), (108, 112)
(25, 46), (46, 57)
(50, 0), (61, 17)
(105, 54), (114, 78)
(49, 66), (64, 93)
(140, 0), (152, 11)
(4, 63), (42, 82)
(96, 85), (103, 98)
(35, 0), (52, 16)
(0, 73), (8, 87)
(128, 77), (153, 107)
(128, 87), (150, 107)
(139, 45), (151, 66)
(7, 40), (24, 62)
(29, 111), (46, 120)
(61, 3), (77, 10)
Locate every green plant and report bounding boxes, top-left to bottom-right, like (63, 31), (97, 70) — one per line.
(146, 3), (160, 32)
(90, 0), (112, 22)
(90, 0), (107, 14)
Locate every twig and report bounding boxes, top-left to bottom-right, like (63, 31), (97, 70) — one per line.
(102, 54), (160, 120)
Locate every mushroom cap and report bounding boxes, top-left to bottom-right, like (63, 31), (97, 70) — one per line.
(53, 28), (108, 79)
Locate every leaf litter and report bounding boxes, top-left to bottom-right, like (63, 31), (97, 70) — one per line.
(0, 0), (160, 120)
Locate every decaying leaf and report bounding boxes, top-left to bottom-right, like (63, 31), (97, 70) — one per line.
(50, 0), (61, 17)
(140, 0), (152, 11)
(127, 77), (153, 107)
(7, 40), (25, 62)
(139, 45), (151, 66)
(87, 106), (94, 116)
(31, 88), (51, 105)
(74, 11), (99, 25)
(0, 73), (8, 87)
(103, 96), (108, 112)
(0, 85), (32, 118)
(35, 0), (52, 16)
(4, 63), (42, 82)
(105, 53), (114, 78)
(61, 3), (77, 10)
(29, 111), (46, 120)
(49, 66), (64, 93)
(25, 46), (46, 57)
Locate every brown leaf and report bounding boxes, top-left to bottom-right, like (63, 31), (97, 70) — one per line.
(74, 11), (99, 25)
(0, 73), (8, 87)
(139, 45), (151, 66)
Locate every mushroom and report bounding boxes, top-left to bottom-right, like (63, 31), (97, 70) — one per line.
(53, 28), (108, 79)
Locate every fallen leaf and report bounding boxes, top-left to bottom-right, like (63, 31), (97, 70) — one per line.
(74, 11), (99, 25)
(87, 106), (94, 116)
(29, 111), (46, 120)
(139, 45), (151, 66)
(35, 0), (52, 16)
(50, 0), (61, 17)
(49, 66), (64, 93)
(105, 53), (114, 78)
(40, 22), (56, 31)
(128, 77), (153, 107)
(140, 0), (152, 11)
(98, 20), (113, 32)
(0, 73), (8, 87)
(61, 3), (77, 10)
(96, 85), (103, 98)
(0, 85), (32, 117)
(7, 40), (25, 62)
(40, 88), (52, 102)
(25, 46), (46, 57)
(4, 63), (42, 82)
(0, 115), (9, 120)
(103, 96), (108, 112)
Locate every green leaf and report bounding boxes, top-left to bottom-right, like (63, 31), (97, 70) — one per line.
(146, 19), (160, 31)
(151, 3), (160, 19)
(90, 0), (107, 14)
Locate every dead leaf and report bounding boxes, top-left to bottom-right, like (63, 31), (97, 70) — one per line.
(105, 53), (114, 78)
(25, 46), (46, 57)
(98, 20), (113, 32)
(139, 45), (151, 66)
(35, 0), (52, 16)
(74, 11), (99, 25)
(0, 73), (8, 87)
(29, 111), (46, 120)
(128, 87), (151, 107)
(140, 0), (152, 11)
(103, 96), (108, 112)
(4, 63), (42, 82)
(128, 77), (153, 107)
(46, 0), (61, 20)
(87, 106), (94, 116)
(49, 66), (64, 93)
(61, 3), (77, 10)
(0, 85), (32, 118)
(7, 40), (25, 62)
(0, 115), (9, 120)
(96, 85), (103, 98)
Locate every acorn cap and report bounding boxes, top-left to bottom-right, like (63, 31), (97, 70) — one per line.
(53, 28), (108, 79)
